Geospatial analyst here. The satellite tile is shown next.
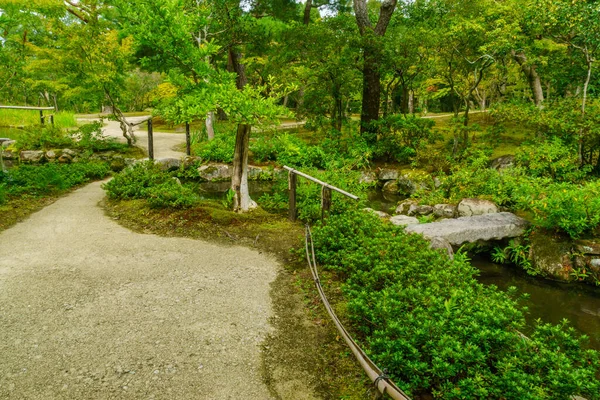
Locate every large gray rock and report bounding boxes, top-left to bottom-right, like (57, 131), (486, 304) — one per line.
(198, 164), (231, 181)
(429, 236), (454, 259)
(156, 157), (181, 171)
(20, 150), (45, 163)
(359, 171), (378, 185)
(1, 150), (16, 160)
(395, 200), (418, 215)
(407, 204), (433, 216)
(378, 169), (399, 181)
(457, 198), (498, 217)
(1, 139), (16, 148)
(405, 212), (529, 246)
(433, 204), (456, 218)
(390, 215), (419, 226)
(490, 155), (515, 171)
(529, 232), (574, 281)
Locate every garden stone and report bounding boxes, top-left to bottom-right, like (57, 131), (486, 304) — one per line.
(156, 157), (181, 171)
(405, 212), (529, 246)
(433, 204), (456, 218)
(198, 163), (231, 181)
(359, 171), (378, 185)
(1, 139), (16, 148)
(382, 180), (399, 193)
(457, 198), (498, 217)
(58, 154), (72, 163)
(574, 239), (600, 255)
(428, 236), (454, 259)
(182, 156), (201, 169)
(363, 208), (390, 219)
(45, 150), (57, 160)
(110, 156), (126, 172)
(408, 204), (433, 216)
(248, 165), (271, 180)
(378, 168), (399, 181)
(490, 155), (515, 171)
(0, 138), (10, 145)
(529, 231), (574, 281)
(20, 150), (45, 163)
(389, 215), (419, 226)
(2, 150), (16, 160)
(273, 168), (287, 180)
(62, 148), (77, 157)
(395, 200), (417, 215)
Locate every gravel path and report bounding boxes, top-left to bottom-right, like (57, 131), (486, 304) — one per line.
(0, 184), (279, 398)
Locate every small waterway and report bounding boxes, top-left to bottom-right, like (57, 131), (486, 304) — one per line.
(472, 256), (600, 350)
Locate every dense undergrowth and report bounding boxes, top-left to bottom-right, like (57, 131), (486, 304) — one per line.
(311, 211), (600, 399)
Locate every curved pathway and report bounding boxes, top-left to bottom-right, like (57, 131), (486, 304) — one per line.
(0, 125), (280, 398)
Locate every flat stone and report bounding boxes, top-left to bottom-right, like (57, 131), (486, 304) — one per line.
(389, 215), (419, 226)
(407, 204), (433, 216)
(378, 169), (399, 181)
(198, 164), (231, 181)
(20, 150), (45, 163)
(359, 171), (378, 185)
(433, 204), (456, 218)
(574, 240), (600, 255)
(405, 212), (529, 246)
(395, 200), (417, 215)
(62, 148), (77, 157)
(45, 150), (57, 160)
(363, 208), (390, 219)
(1, 139), (16, 148)
(156, 157), (181, 171)
(457, 198), (498, 217)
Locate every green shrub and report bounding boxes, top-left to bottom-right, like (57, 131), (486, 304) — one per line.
(514, 137), (589, 182)
(103, 161), (199, 209)
(14, 126), (75, 151)
(311, 211), (600, 399)
(251, 133), (327, 169)
(70, 122), (127, 152)
(531, 181), (600, 239)
(372, 114), (438, 163)
(0, 162), (110, 198)
(192, 132), (235, 163)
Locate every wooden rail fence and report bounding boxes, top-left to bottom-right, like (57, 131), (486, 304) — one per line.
(0, 105), (55, 125)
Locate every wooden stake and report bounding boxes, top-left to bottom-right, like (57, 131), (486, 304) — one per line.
(40, 110), (44, 125)
(289, 171), (297, 222)
(321, 186), (332, 220)
(147, 119), (154, 160)
(185, 122), (191, 156)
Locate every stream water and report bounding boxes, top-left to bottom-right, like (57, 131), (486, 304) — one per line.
(473, 256), (600, 350)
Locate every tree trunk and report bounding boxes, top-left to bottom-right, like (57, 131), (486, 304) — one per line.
(512, 51), (544, 107)
(303, 0), (312, 25)
(105, 88), (136, 145)
(579, 51), (593, 166)
(205, 111), (215, 140)
(353, 0), (398, 144)
(228, 47), (255, 212)
(408, 90), (415, 114)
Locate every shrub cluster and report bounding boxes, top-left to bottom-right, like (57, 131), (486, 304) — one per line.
(0, 162), (111, 204)
(311, 211), (600, 399)
(103, 161), (199, 208)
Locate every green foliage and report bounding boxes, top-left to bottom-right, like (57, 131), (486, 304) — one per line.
(311, 211), (600, 399)
(14, 126), (75, 151)
(251, 133), (327, 169)
(259, 168), (368, 222)
(70, 122), (128, 152)
(530, 181), (600, 239)
(0, 109), (77, 129)
(192, 132), (236, 163)
(0, 162), (110, 199)
(373, 115), (438, 163)
(103, 161), (199, 209)
(492, 239), (535, 276)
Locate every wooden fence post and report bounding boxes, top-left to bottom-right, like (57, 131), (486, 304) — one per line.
(50, 115), (54, 125)
(147, 118), (154, 160)
(185, 122), (191, 156)
(40, 110), (44, 125)
(289, 171), (297, 222)
(321, 186), (332, 220)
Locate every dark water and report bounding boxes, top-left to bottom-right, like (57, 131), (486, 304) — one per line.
(473, 256), (600, 350)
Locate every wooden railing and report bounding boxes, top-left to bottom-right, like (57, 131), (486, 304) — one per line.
(283, 166), (359, 221)
(0, 105), (55, 125)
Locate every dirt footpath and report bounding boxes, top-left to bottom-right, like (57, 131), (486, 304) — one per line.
(0, 181), (279, 399)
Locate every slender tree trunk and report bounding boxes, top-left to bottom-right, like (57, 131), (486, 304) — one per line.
(408, 90), (415, 114)
(512, 51), (544, 107)
(579, 51), (593, 166)
(303, 0), (312, 25)
(353, 0), (398, 144)
(205, 111), (215, 140)
(228, 48), (255, 212)
(105, 88), (136, 145)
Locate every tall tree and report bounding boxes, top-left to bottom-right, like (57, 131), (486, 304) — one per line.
(353, 0), (398, 143)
